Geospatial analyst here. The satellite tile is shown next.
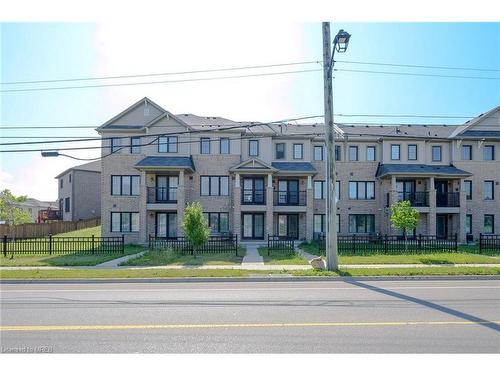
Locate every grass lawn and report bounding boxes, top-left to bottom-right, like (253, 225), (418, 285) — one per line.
(122, 248), (246, 266)
(258, 247), (309, 265)
(54, 226), (101, 238)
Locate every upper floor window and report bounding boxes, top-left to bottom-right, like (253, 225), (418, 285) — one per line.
(275, 143), (285, 159)
(408, 144), (418, 161)
(112, 175), (140, 196)
(335, 145), (341, 161)
(484, 145), (495, 161)
(314, 145), (324, 161)
(335, 180), (340, 201)
(201, 176), (229, 196)
(60, 178), (63, 189)
(69, 174), (71, 183)
(348, 181), (375, 200)
(484, 180), (494, 200)
(158, 136), (178, 153)
(111, 138), (121, 154)
(111, 212), (139, 233)
(349, 146), (358, 161)
(249, 140), (259, 156)
(293, 144), (303, 159)
(391, 144), (400, 160)
(64, 197), (70, 212)
(314, 180), (326, 199)
(59, 199), (63, 213)
(461, 145), (472, 160)
(432, 145), (442, 162)
(220, 138), (230, 154)
(366, 146), (376, 161)
(464, 180), (472, 200)
(200, 138), (211, 154)
(130, 137), (141, 154)
(484, 214), (495, 234)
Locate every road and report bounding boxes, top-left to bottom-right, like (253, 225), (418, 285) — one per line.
(1, 278), (499, 353)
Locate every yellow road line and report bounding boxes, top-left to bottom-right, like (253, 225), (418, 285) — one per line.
(1, 320), (499, 332)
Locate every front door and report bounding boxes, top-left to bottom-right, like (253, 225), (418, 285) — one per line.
(436, 214), (448, 239)
(435, 181), (448, 207)
(242, 213), (264, 240)
(277, 214), (299, 239)
(156, 212), (177, 238)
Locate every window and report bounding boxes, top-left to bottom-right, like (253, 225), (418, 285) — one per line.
(314, 214), (325, 234)
(408, 144), (418, 160)
(59, 199), (63, 213)
(111, 212), (139, 232)
(366, 146), (376, 161)
(69, 174), (72, 183)
(220, 138), (230, 154)
(203, 212), (229, 233)
(249, 140), (259, 156)
(64, 197), (70, 212)
(461, 145), (472, 160)
(314, 145), (324, 161)
(314, 181), (326, 199)
(348, 181), (375, 200)
(335, 180), (340, 201)
(156, 212), (177, 238)
(155, 176), (178, 202)
(349, 214), (375, 234)
(335, 145), (341, 161)
(484, 181), (494, 200)
(129, 137), (141, 154)
(484, 145), (495, 161)
(349, 146), (358, 161)
(466, 215), (472, 235)
(391, 144), (400, 160)
(112, 176), (140, 196)
(200, 176), (229, 196)
(432, 145), (442, 161)
(293, 144), (303, 159)
(275, 143), (285, 159)
(60, 178), (63, 189)
(200, 138), (211, 154)
(484, 215), (494, 234)
(464, 180), (472, 200)
(158, 136), (178, 153)
(111, 138), (121, 154)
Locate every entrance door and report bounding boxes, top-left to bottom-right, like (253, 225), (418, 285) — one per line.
(278, 180), (299, 205)
(396, 180), (415, 201)
(156, 212), (177, 238)
(242, 213), (264, 239)
(277, 214), (299, 239)
(435, 181), (448, 207)
(436, 214), (448, 239)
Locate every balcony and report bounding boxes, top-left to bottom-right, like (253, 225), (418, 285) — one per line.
(147, 187), (177, 204)
(436, 192), (460, 207)
(273, 191), (306, 206)
(242, 189), (266, 205)
(397, 191), (429, 207)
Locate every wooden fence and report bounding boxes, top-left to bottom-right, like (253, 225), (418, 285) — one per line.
(316, 233), (458, 255)
(2, 234), (124, 257)
(267, 235), (295, 254)
(479, 233), (500, 253)
(149, 234), (239, 255)
(0, 217), (100, 238)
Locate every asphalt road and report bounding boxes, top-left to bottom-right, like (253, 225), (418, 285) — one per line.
(1, 278), (499, 353)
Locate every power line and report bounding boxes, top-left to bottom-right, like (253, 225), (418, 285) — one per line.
(1, 61), (322, 85)
(334, 68), (500, 80)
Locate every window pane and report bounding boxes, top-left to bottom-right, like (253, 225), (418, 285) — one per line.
(111, 138), (121, 153)
(432, 146), (441, 161)
(484, 181), (494, 200)
(366, 182), (375, 199)
(201, 138), (210, 154)
(484, 215), (494, 234)
(121, 213), (131, 232)
(220, 177), (229, 196)
(367, 215), (375, 233)
(466, 215), (472, 235)
(335, 181), (340, 201)
(168, 137), (178, 153)
(220, 138), (230, 154)
(210, 177), (220, 196)
(111, 213), (120, 232)
(484, 146), (494, 160)
(158, 136), (167, 152)
(249, 140), (259, 156)
(131, 137), (141, 154)
(276, 143), (285, 159)
(219, 213), (229, 232)
(464, 180), (472, 200)
(349, 182), (357, 199)
(391, 145), (400, 160)
(408, 145), (417, 160)
(357, 182), (366, 199)
(335, 145), (341, 161)
(131, 176), (140, 195)
(461, 145), (471, 160)
(349, 146), (358, 161)
(168, 214), (177, 237)
(366, 147), (375, 161)
(314, 181), (323, 199)
(121, 177), (131, 195)
(112, 176), (121, 195)
(157, 213), (167, 237)
(293, 144), (303, 159)
(201, 177), (210, 195)
(314, 215), (323, 233)
(314, 146), (323, 161)
(348, 215), (356, 233)
(131, 213), (139, 232)
(209, 213), (219, 232)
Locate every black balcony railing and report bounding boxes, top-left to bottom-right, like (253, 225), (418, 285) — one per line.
(397, 191), (429, 207)
(147, 187), (178, 204)
(436, 192), (460, 207)
(242, 189), (266, 205)
(273, 191), (307, 206)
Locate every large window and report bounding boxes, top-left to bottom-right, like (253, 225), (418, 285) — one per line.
(484, 181), (494, 200)
(335, 145), (341, 161)
(314, 180), (326, 199)
(203, 212), (229, 233)
(466, 214), (472, 235)
(158, 136), (178, 153)
(349, 214), (375, 234)
(408, 144), (418, 160)
(293, 144), (303, 159)
(366, 146), (376, 161)
(112, 175), (140, 196)
(200, 138), (211, 154)
(155, 176), (178, 202)
(249, 140), (259, 156)
(461, 145), (472, 160)
(348, 181), (375, 200)
(391, 144), (400, 160)
(484, 145), (495, 161)
(314, 145), (324, 161)
(220, 138), (230, 154)
(111, 138), (121, 154)
(275, 143), (285, 159)
(111, 212), (139, 233)
(64, 197), (70, 212)
(201, 176), (229, 196)
(349, 146), (358, 161)
(432, 145), (442, 161)
(464, 180), (472, 200)
(484, 215), (495, 234)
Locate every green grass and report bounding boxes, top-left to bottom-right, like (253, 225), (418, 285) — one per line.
(258, 247), (309, 265)
(290, 267), (500, 277)
(122, 248), (246, 266)
(53, 226), (101, 238)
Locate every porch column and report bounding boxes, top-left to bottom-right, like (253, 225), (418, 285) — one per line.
(233, 173), (241, 238)
(265, 173), (274, 238)
(176, 170), (185, 236)
(388, 176), (398, 234)
(306, 175), (314, 241)
(458, 178), (467, 243)
(428, 176), (436, 236)
(139, 170), (148, 245)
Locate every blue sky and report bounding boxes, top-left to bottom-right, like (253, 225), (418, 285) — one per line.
(1, 22), (499, 200)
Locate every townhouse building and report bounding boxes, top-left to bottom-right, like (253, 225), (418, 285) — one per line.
(97, 98), (500, 244)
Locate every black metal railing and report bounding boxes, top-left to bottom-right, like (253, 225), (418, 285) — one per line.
(267, 235), (295, 254)
(148, 233), (239, 255)
(147, 187), (178, 203)
(273, 191), (307, 206)
(397, 191), (429, 207)
(479, 233), (500, 253)
(436, 192), (460, 207)
(2, 235), (124, 257)
(241, 189), (266, 205)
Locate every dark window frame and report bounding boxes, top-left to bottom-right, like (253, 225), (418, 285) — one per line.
(461, 145), (472, 161)
(349, 146), (359, 161)
(366, 146), (376, 161)
(219, 137), (230, 154)
(111, 212), (139, 233)
(407, 144), (418, 161)
(200, 176), (229, 196)
(314, 145), (324, 161)
(464, 180), (472, 200)
(314, 180), (326, 200)
(203, 212), (230, 233)
(64, 197), (70, 213)
(484, 214), (495, 234)
(155, 212), (177, 238)
(111, 175), (140, 196)
(484, 180), (495, 200)
(200, 137), (211, 154)
(111, 138), (121, 154)
(484, 145), (495, 161)
(432, 145), (442, 162)
(130, 136), (141, 154)
(348, 214), (375, 234)
(275, 143), (285, 159)
(391, 144), (400, 160)
(335, 145), (341, 161)
(466, 214), (472, 235)
(158, 136), (178, 153)
(249, 140), (259, 157)
(348, 181), (375, 200)
(293, 143), (303, 159)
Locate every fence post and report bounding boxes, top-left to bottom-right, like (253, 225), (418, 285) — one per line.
(3, 235), (6, 257)
(91, 235), (95, 255)
(121, 234), (125, 254)
(352, 235), (356, 255)
(49, 234), (52, 255)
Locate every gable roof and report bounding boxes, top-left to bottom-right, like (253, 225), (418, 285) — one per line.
(450, 105), (500, 139)
(54, 161), (101, 179)
(229, 158), (277, 172)
(376, 164), (472, 178)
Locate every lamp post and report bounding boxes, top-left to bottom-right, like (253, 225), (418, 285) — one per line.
(322, 23), (351, 271)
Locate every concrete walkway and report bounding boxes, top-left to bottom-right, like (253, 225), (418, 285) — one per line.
(241, 242), (265, 268)
(94, 251), (147, 268)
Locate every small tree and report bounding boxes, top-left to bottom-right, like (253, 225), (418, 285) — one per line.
(0, 189), (32, 225)
(390, 200), (420, 252)
(181, 202), (210, 258)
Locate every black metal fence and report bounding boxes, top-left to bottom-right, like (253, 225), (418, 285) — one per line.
(267, 235), (295, 254)
(149, 234), (239, 255)
(315, 233), (458, 255)
(479, 233), (500, 253)
(2, 235), (124, 257)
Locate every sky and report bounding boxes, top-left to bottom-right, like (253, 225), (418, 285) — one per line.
(1, 22), (499, 201)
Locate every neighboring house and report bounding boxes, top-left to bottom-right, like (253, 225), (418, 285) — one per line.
(55, 161), (101, 221)
(10, 198), (58, 223)
(97, 97), (500, 244)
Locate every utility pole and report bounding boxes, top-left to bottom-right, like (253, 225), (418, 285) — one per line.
(322, 22), (339, 271)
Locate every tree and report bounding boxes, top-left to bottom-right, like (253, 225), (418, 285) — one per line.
(181, 202), (210, 258)
(390, 200), (420, 252)
(0, 189), (32, 225)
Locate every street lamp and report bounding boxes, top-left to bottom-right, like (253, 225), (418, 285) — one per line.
(41, 151), (97, 161)
(322, 23), (351, 271)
